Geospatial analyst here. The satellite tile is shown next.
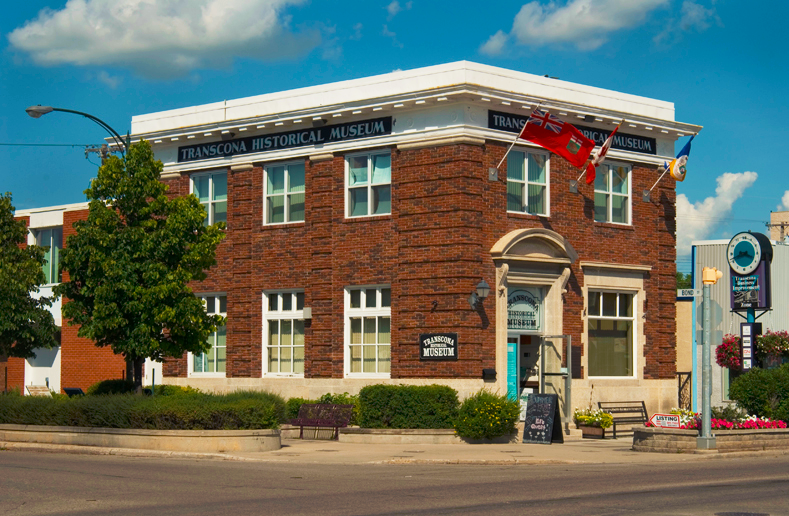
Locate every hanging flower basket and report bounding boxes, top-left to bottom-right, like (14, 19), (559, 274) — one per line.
(756, 330), (789, 368)
(716, 334), (741, 370)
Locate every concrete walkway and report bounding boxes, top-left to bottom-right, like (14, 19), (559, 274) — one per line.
(5, 436), (788, 465)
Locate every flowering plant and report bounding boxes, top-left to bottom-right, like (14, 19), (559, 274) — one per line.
(716, 334), (741, 370)
(756, 330), (789, 361)
(573, 407), (613, 429)
(645, 409), (787, 430)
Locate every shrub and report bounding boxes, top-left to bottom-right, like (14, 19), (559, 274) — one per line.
(454, 390), (520, 440)
(150, 385), (202, 397)
(318, 392), (360, 425)
(716, 334), (741, 370)
(358, 384), (458, 429)
(711, 404), (747, 421)
(285, 397), (314, 421)
(86, 379), (136, 395)
(729, 364), (789, 418)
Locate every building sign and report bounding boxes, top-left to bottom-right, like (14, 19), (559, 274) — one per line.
(740, 323), (762, 371)
(419, 333), (458, 361)
(177, 116), (393, 163)
(649, 413), (681, 428)
(508, 288), (542, 331)
(730, 262), (771, 310)
(488, 110), (656, 156)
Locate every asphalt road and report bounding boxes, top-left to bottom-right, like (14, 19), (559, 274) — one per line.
(2, 451), (788, 516)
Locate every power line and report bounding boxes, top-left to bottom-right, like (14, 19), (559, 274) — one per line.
(0, 142), (94, 148)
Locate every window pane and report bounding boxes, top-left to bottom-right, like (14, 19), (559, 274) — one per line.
(363, 345), (376, 373)
(282, 320), (292, 347)
(42, 239), (52, 284)
(594, 168), (608, 192)
(282, 294), (292, 311)
(350, 290), (361, 309)
(216, 340), (226, 373)
(269, 294), (278, 311)
(350, 318), (362, 344)
(296, 292), (304, 310)
(268, 195), (284, 223)
(527, 184), (545, 215)
(507, 181), (523, 212)
(268, 346), (279, 373)
(507, 152), (524, 181)
(294, 320), (305, 347)
(611, 194), (628, 224)
(288, 164), (305, 193)
(269, 321), (279, 347)
(589, 292), (601, 316)
(288, 192), (305, 222)
(349, 156), (368, 185)
(194, 353), (204, 373)
(528, 153), (546, 184)
(349, 188), (368, 217)
(377, 345), (391, 373)
(206, 344), (216, 372)
(588, 319), (632, 376)
(381, 288), (391, 308)
(294, 345), (304, 374)
(350, 345), (362, 373)
(602, 293), (617, 317)
(206, 297), (215, 313)
(378, 317), (390, 344)
(365, 289), (377, 308)
(281, 346), (292, 373)
(268, 166), (285, 195)
(194, 176), (210, 202)
(611, 166), (628, 194)
(372, 185), (391, 215)
(213, 174), (227, 201)
(619, 294), (633, 317)
(219, 296), (227, 313)
(363, 318), (376, 344)
(212, 202), (227, 225)
(371, 154), (391, 184)
(594, 193), (608, 222)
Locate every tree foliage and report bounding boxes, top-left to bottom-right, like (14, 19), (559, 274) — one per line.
(54, 141), (225, 388)
(676, 272), (692, 289)
(0, 193), (59, 358)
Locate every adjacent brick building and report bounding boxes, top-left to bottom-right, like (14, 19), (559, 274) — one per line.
(4, 62), (700, 419)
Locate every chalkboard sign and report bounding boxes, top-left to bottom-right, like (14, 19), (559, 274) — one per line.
(522, 393), (563, 444)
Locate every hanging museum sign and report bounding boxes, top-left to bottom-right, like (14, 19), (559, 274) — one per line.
(508, 288), (542, 331)
(488, 110), (656, 155)
(419, 333), (458, 361)
(177, 116), (393, 163)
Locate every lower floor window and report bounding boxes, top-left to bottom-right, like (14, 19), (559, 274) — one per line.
(347, 286), (391, 375)
(588, 291), (634, 377)
(265, 291), (305, 375)
(193, 295), (226, 374)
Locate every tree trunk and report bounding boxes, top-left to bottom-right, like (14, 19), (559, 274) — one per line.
(132, 356), (145, 394)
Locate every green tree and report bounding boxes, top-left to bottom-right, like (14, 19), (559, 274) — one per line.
(54, 141), (226, 390)
(0, 193), (59, 358)
(676, 272), (692, 289)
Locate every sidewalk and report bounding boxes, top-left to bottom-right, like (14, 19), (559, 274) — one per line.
(5, 436), (785, 465)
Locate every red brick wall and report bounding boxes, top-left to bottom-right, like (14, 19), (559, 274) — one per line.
(3, 216), (31, 392)
(160, 139), (677, 381)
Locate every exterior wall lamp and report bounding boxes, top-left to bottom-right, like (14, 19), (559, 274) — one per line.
(25, 105), (129, 155)
(468, 279), (491, 309)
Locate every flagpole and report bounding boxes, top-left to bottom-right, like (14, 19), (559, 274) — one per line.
(495, 104), (542, 170)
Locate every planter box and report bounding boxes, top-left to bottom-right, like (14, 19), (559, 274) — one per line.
(633, 426), (789, 453)
(578, 424), (606, 439)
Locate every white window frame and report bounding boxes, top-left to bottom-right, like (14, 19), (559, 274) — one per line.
(506, 149), (550, 216)
(345, 150), (392, 218)
(344, 285), (391, 378)
(190, 171), (227, 226)
(188, 293), (227, 378)
(593, 162), (631, 225)
(36, 226), (63, 285)
(263, 161), (306, 225)
(262, 290), (306, 377)
(587, 290), (637, 379)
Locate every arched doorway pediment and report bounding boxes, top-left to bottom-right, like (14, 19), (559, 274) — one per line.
(490, 228), (578, 264)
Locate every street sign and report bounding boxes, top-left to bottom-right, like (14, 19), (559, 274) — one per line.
(649, 413), (681, 428)
(677, 289), (701, 298)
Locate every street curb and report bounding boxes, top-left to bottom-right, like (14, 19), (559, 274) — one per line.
(0, 441), (259, 462)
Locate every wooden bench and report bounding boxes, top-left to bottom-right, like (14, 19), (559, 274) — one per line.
(291, 404), (354, 440)
(597, 401), (649, 439)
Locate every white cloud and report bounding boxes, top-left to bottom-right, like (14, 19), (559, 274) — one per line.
(96, 70), (121, 89)
(8, 0), (320, 79)
(654, 1), (721, 45)
(382, 24), (402, 47)
(480, 30), (509, 56)
(778, 191), (789, 211)
(676, 171), (758, 255)
(350, 22), (363, 40)
(386, 1), (412, 20)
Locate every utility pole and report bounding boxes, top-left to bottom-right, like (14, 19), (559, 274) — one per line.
(698, 266), (722, 450)
(85, 144), (109, 164)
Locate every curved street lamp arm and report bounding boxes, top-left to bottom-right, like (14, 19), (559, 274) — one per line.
(47, 107), (128, 154)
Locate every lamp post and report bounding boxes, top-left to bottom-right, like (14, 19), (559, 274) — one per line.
(25, 105), (128, 155)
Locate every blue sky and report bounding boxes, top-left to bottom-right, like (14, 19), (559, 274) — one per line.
(1, 0), (786, 272)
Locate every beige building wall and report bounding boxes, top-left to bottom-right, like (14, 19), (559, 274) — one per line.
(676, 299), (694, 373)
(770, 211), (789, 241)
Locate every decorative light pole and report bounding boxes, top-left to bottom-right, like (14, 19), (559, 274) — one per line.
(25, 105), (128, 155)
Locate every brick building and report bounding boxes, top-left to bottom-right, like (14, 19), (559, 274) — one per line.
(3, 62), (699, 418)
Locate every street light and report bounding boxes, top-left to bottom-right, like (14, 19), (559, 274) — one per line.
(25, 105), (128, 155)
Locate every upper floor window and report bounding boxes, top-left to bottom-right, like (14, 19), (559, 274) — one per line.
(507, 151), (548, 216)
(192, 172), (227, 226)
(594, 163), (630, 224)
(36, 227), (63, 284)
(265, 162), (305, 224)
(346, 286), (391, 376)
(192, 294), (226, 376)
(587, 291), (635, 377)
(263, 291), (305, 376)
(346, 151), (391, 218)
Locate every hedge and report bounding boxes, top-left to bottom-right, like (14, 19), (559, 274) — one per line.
(357, 384), (458, 429)
(729, 364), (789, 420)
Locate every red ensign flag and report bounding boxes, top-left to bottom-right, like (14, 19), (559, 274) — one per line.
(518, 109), (595, 168)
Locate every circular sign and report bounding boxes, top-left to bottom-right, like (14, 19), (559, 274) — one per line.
(727, 232), (762, 275)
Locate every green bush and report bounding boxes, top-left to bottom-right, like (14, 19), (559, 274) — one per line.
(729, 364), (789, 418)
(454, 390), (520, 440)
(86, 379), (136, 395)
(150, 384), (202, 396)
(286, 397), (314, 421)
(318, 392), (360, 425)
(711, 404), (747, 421)
(357, 384), (458, 429)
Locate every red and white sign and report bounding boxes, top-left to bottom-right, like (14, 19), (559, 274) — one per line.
(649, 413), (681, 428)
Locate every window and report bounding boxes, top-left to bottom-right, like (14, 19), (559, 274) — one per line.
(192, 295), (226, 375)
(346, 152), (391, 217)
(265, 162), (305, 224)
(588, 291), (635, 377)
(263, 291), (305, 375)
(192, 172), (227, 226)
(594, 163), (630, 224)
(507, 151), (548, 216)
(346, 286), (391, 375)
(36, 227), (63, 284)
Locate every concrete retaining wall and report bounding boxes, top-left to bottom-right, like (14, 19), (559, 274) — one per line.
(633, 427), (789, 453)
(0, 424), (280, 453)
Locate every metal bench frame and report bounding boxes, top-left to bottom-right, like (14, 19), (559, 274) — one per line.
(597, 401), (649, 439)
(291, 403), (354, 440)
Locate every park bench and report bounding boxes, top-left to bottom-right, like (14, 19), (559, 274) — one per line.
(291, 403), (354, 440)
(597, 401), (649, 439)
